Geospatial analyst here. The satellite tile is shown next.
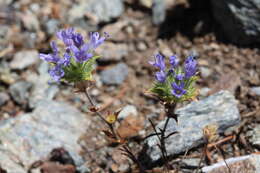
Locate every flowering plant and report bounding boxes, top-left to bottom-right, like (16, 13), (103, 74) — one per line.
(149, 53), (198, 103)
(39, 28), (108, 83)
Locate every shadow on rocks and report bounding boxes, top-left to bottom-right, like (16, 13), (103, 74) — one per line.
(157, 0), (215, 40)
(157, 0), (259, 48)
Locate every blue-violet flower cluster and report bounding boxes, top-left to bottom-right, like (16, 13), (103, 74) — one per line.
(149, 53), (198, 102)
(39, 28), (108, 82)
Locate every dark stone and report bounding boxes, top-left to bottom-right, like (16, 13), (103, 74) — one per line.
(210, 0), (260, 44)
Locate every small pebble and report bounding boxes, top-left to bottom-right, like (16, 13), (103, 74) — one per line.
(0, 92), (10, 106)
(100, 63), (128, 85)
(250, 87), (260, 96)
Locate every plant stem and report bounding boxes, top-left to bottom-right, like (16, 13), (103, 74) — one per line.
(84, 87), (117, 139)
(120, 145), (146, 173)
(214, 145), (231, 173)
(147, 103), (177, 172)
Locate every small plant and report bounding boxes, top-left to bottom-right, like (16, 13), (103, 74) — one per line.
(39, 28), (202, 172)
(195, 124), (231, 173)
(147, 53), (198, 171)
(39, 28), (108, 83)
(39, 28), (144, 172)
(149, 53), (198, 104)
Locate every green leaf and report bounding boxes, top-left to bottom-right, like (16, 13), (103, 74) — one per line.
(62, 56), (100, 83)
(150, 68), (199, 103)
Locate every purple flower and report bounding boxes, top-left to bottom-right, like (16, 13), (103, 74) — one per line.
(39, 41), (60, 63)
(72, 33), (84, 48)
(39, 28), (107, 82)
(89, 32), (108, 49)
(171, 82), (186, 98)
(70, 44), (93, 63)
(155, 70), (166, 83)
(39, 53), (60, 63)
(149, 53), (166, 71)
(59, 52), (71, 66)
(184, 55), (197, 78)
(49, 65), (65, 82)
(169, 55), (179, 68)
(50, 41), (59, 54)
(56, 28), (74, 46)
(175, 74), (184, 81)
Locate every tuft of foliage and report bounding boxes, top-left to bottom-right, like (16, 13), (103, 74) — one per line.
(62, 56), (100, 83)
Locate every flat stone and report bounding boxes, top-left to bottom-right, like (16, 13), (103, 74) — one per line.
(10, 50), (39, 70)
(96, 42), (128, 62)
(100, 63), (128, 85)
(0, 100), (90, 173)
(145, 90), (240, 161)
(202, 154), (260, 173)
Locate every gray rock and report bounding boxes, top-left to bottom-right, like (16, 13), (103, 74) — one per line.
(199, 87), (211, 97)
(181, 158), (201, 168)
(248, 125), (260, 148)
(28, 62), (59, 108)
(0, 100), (90, 173)
(210, 0), (260, 44)
(44, 19), (60, 35)
(145, 90), (240, 161)
(9, 81), (33, 105)
(152, 0), (166, 25)
(0, 61), (18, 85)
(202, 154), (260, 173)
(21, 10), (40, 32)
(250, 87), (260, 96)
(200, 67), (212, 78)
(0, 25), (9, 45)
(68, 0), (124, 24)
(100, 63), (128, 85)
(96, 42), (128, 62)
(0, 0), (13, 6)
(0, 92), (9, 106)
(118, 105), (138, 120)
(10, 50), (39, 70)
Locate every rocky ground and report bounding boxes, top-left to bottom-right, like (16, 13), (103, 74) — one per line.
(0, 0), (259, 173)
